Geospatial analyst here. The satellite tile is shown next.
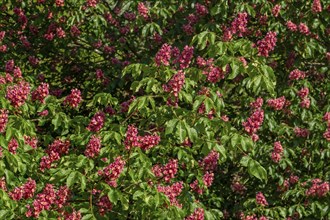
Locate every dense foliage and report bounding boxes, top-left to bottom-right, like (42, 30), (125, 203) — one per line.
(0, 0), (330, 219)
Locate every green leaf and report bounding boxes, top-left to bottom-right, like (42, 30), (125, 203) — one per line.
(108, 189), (120, 205)
(247, 159), (267, 181)
(81, 214), (94, 220)
(66, 171), (77, 188)
(80, 174), (86, 192)
(215, 144), (227, 162)
(165, 119), (179, 135)
(176, 120), (187, 143)
(240, 156), (251, 167)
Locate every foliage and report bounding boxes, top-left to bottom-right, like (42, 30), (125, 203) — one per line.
(0, 0), (330, 219)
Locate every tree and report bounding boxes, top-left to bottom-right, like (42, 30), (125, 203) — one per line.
(0, 0), (329, 219)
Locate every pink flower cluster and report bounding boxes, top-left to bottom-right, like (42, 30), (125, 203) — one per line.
(32, 83), (49, 103)
(239, 214), (269, 220)
(86, 111), (105, 132)
(155, 43), (194, 69)
(306, 179), (329, 197)
(97, 195), (113, 216)
(9, 178), (36, 200)
(294, 127), (310, 138)
(323, 112), (330, 124)
(104, 106), (116, 115)
(185, 208), (205, 220)
(197, 102), (215, 119)
(323, 112), (330, 141)
(55, 0), (64, 7)
(199, 150), (219, 172)
(8, 138), (19, 154)
(5, 60), (15, 73)
(272, 4), (281, 17)
(289, 69), (306, 80)
(24, 136), (38, 149)
(26, 184), (70, 218)
(195, 3), (208, 16)
(155, 43), (172, 66)
(0, 109), (8, 133)
(124, 124), (160, 150)
(230, 12), (248, 37)
(231, 180), (247, 194)
(312, 0), (322, 13)
(256, 192), (268, 206)
(190, 172), (214, 194)
(257, 31), (277, 57)
(63, 88), (82, 108)
(70, 25), (81, 37)
(85, 135), (101, 158)
(152, 159), (178, 182)
(286, 21), (297, 32)
(163, 70), (185, 97)
(297, 87), (310, 109)
(64, 209), (82, 220)
(196, 56), (225, 83)
(267, 96), (286, 110)
(298, 23), (311, 36)
(250, 97), (263, 110)
(271, 141), (283, 163)
(0, 177), (6, 191)
(157, 181), (183, 207)
(120, 96), (135, 113)
(137, 2), (149, 19)
(86, 0), (98, 7)
(286, 21), (311, 36)
(40, 139), (70, 171)
(6, 81), (31, 108)
(242, 109), (264, 141)
(98, 156), (126, 187)
(175, 46), (194, 69)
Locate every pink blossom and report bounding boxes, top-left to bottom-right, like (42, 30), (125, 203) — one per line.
(257, 31), (277, 57)
(163, 70), (185, 97)
(97, 195), (113, 216)
(231, 12), (248, 37)
(300, 98), (310, 109)
(137, 2), (149, 19)
(86, 0), (98, 7)
(289, 69), (305, 80)
(286, 21), (297, 32)
(272, 4), (281, 17)
(55, 0), (64, 7)
(6, 81), (30, 108)
(63, 88), (82, 108)
(24, 136), (38, 149)
(199, 150), (219, 172)
(298, 23), (310, 35)
(0, 109), (9, 133)
(85, 135), (101, 158)
(8, 138), (19, 154)
(267, 96), (286, 110)
(242, 109), (264, 135)
(152, 159), (178, 182)
(86, 111), (105, 132)
(312, 0), (322, 13)
(256, 192), (268, 206)
(155, 43), (172, 66)
(185, 208), (204, 220)
(32, 83), (49, 103)
(98, 156), (126, 187)
(157, 181), (183, 207)
(195, 3), (208, 16)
